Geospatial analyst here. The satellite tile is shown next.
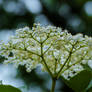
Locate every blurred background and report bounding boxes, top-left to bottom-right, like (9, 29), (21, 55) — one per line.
(0, 0), (92, 92)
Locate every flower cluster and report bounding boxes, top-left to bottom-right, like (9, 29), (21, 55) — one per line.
(0, 23), (92, 80)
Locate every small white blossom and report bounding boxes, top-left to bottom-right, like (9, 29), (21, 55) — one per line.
(0, 23), (92, 80)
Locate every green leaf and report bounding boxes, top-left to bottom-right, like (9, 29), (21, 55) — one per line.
(87, 87), (92, 92)
(0, 85), (22, 92)
(61, 70), (92, 92)
(81, 63), (92, 76)
(86, 80), (92, 92)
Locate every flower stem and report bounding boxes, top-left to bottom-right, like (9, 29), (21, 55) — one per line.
(51, 78), (56, 92)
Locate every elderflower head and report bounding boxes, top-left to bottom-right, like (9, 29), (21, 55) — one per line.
(0, 23), (92, 80)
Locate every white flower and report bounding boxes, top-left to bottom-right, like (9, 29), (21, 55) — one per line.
(0, 23), (92, 79)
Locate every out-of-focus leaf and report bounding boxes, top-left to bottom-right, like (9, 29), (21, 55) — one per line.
(81, 63), (92, 76)
(0, 85), (21, 92)
(86, 80), (92, 92)
(61, 70), (92, 92)
(87, 87), (92, 92)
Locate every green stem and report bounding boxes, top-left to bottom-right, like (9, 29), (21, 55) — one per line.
(40, 42), (53, 77)
(56, 41), (78, 79)
(50, 78), (56, 92)
(56, 52), (72, 79)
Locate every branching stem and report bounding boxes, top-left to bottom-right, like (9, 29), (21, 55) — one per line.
(56, 41), (78, 79)
(40, 42), (53, 77)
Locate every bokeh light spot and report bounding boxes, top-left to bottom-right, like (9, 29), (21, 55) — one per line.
(24, 0), (42, 14)
(84, 1), (92, 16)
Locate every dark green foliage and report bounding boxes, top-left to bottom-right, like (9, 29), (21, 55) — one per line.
(0, 55), (7, 63)
(61, 70), (92, 92)
(87, 87), (92, 92)
(0, 85), (21, 92)
(8, 52), (13, 57)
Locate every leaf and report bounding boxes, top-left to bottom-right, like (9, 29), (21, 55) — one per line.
(81, 63), (92, 76)
(61, 70), (92, 92)
(87, 87), (92, 92)
(0, 85), (22, 92)
(86, 80), (92, 92)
